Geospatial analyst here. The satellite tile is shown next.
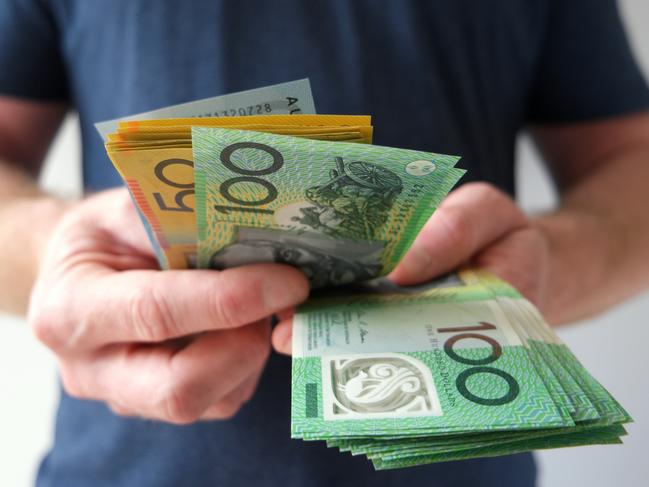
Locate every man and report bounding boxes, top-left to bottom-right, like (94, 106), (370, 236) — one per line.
(1, 0), (649, 486)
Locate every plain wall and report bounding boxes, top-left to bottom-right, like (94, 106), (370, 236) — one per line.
(0, 1), (647, 485)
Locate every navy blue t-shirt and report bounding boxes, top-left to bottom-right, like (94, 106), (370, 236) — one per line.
(1, 1), (648, 486)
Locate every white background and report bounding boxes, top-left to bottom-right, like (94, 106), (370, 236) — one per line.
(1, 1), (648, 485)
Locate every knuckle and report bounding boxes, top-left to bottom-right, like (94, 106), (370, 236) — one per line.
(128, 284), (175, 342)
(241, 388), (255, 405)
(30, 309), (60, 348)
(160, 389), (201, 425)
(59, 364), (86, 399)
(210, 400), (243, 420)
(29, 290), (70, 350)
(240, 381), (258, 405)
(108, 404), (131, 417)
(159, 375), (202, 425)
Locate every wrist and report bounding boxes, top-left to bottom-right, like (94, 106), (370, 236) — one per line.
(28, 196), (77, 269)
(0, 195), (75, 315)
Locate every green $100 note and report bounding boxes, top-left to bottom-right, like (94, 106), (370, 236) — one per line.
(293, 273), (629, 469)
(192, 128), (464, 287)
(290, 287), (570, 439)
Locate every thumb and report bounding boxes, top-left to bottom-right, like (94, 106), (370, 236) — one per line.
(389, 183), (527, 285)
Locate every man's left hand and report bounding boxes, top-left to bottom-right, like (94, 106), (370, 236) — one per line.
(272, 182), (550, 355)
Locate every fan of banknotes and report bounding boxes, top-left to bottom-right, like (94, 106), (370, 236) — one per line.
(292, 270), (630, 469)
(100, 79), (630, 470)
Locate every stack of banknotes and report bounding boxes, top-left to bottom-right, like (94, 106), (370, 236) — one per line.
(292, 270), (630, 469)
(106, 112), (378, 270)
(100, 80), (630, 470)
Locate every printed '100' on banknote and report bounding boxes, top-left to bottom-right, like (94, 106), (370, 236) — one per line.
(192, 128), (465, 287)
(290, 290), (569, 438)
(102, 79), (317, 269)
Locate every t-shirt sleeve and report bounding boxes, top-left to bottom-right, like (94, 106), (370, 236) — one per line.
(527, 0), (649, 123)
(0, 0), (68, 101)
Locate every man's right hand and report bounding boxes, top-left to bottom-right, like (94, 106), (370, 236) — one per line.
(28, 188), (309, 423)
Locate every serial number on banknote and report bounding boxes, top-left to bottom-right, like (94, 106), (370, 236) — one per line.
(197, 98), (303, 118)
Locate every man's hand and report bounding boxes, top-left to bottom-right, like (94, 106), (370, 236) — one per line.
(273, 113), (649, 357)
(388, 182), (550, 304)
(28, 188), (309, 423)
(272, 182), (549, 355)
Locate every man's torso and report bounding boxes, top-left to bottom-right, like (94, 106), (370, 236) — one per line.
(38, 1), (547, 485)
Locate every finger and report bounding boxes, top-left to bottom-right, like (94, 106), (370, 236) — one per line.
(389, 183), (528, 286)
(46, 263), (308, 350)
(78, 188), (159, 259)
(65, 321), (271, 424)
(50, 188), (159, 266)
(107, 402), (138, 418)
(473, 227), (550, 307)
(199, 366), (264, 420)
(271, 318), (292, 355)
(156, 322), (270, 423)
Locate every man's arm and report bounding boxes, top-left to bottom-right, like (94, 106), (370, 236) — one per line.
(384, 112), (649, 326)
(0, 96), (70, 314)
(531, 112), (649, 323)
(273, 112), (649, 353)
(1, 96), (310, 423)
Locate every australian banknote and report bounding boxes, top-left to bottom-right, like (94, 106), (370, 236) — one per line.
(95, 78), (315, 140)
(290, 270), (630, 469)
(107, 116), (373, 268)
(192, 127), (464, 286)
